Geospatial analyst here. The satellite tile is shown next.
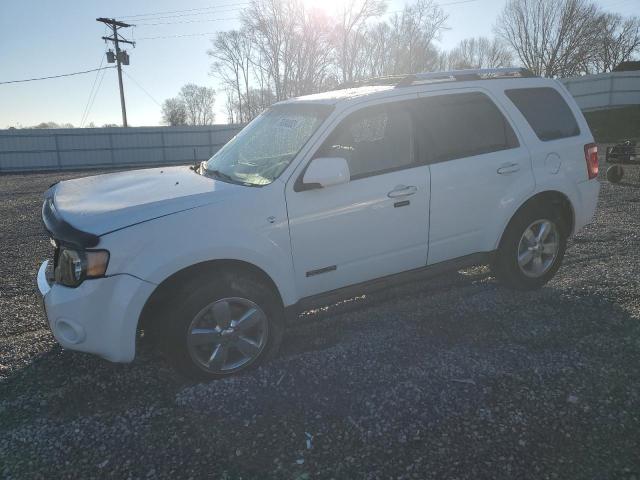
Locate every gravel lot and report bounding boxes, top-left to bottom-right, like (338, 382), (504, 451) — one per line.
(1, 165), (639, 479)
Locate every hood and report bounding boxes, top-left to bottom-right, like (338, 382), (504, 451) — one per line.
(48, 166), (242, 237)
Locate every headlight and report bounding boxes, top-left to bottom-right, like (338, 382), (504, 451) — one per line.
(54, 248), (110, 287)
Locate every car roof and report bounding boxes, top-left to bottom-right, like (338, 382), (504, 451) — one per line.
(275, 68), (560, 108)
(276, 86), (395, 106)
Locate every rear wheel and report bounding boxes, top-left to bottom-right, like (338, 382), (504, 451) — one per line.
(491, 204), (567, 290)
(161, 271), (283, 380)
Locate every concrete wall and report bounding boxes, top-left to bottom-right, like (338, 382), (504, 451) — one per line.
(560, 71), (640, 111)
(0, 125), (242, 173)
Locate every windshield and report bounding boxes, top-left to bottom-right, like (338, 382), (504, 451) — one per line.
(204, 104), (333, 186)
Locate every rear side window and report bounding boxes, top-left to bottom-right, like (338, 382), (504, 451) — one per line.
(316, 102), (415, 179)
(505, 87), (580, 141)
(416, 92), (519, 164)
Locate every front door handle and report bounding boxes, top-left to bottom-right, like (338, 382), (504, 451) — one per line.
(497, 162), (520, 175)
(388, 185), (417, 198)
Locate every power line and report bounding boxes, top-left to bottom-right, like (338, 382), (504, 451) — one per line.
(130, 6), (247, 23)
(80, 54), (107, 127)
(122, 71), (161, 106)
(118, 2), (250, 19)
(134, 15), (239, 27)
(138, 30), (223, 40)
(0, 66), (115, 85)
(82, 67), (110, 127)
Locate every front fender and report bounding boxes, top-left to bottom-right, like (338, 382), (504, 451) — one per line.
(100, 189), (298, 307)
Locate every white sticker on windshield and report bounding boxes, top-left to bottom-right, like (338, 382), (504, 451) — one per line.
(278, 118), (298, 129)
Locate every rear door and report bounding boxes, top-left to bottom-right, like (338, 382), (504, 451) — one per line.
(415, 89), (535, 264)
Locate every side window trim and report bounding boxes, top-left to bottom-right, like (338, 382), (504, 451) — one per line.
(415, 90), (520, 165)
(504, 87), (581, 142)
(293, 98), (421, 191)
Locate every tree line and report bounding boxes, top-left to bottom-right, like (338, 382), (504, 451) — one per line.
(162, 0), (640, 125)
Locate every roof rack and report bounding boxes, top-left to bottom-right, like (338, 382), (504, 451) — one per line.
(337, 67), (535, 90)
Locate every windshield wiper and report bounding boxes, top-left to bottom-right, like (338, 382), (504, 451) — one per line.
(206, 169), (236, 183)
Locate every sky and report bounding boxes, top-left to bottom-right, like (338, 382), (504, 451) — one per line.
(0, 0), (637, 129)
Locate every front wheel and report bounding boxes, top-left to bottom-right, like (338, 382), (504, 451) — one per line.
(161, 271), (283, 380)
(491, 205), (567, 290)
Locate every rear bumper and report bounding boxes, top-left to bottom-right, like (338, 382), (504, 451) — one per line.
(37, 261), (155, 363)
(573, 179), (600, 232)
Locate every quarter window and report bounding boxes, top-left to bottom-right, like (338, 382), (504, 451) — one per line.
(416, 92), (519, 164)
(505, 87), (580, 141)
(315, 103), (415, 179)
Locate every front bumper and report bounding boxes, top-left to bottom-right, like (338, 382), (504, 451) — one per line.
(37, 260), (156, 363)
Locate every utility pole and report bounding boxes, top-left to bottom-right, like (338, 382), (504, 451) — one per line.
(97, 18), (135, 127)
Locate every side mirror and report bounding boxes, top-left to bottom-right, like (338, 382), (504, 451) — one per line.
(301, 157), (350, 190)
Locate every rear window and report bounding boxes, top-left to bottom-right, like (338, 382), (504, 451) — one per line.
(416, 92), (519, 163)
(505, 87), (580, 141)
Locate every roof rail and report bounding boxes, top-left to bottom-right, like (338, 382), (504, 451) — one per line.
(337, 67), (535, 90)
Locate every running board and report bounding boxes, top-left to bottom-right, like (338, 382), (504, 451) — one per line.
(284, 251), (494, 322)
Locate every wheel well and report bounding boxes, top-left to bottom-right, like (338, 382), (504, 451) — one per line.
(499, 191), (575, 249)
(138, 259), (283, 334)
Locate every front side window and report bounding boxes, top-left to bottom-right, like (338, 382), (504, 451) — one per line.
(505, 87), (580, 141)
(315, 102), (415, 179)
(416, 92), (519, 164)
(204, 103), (332, 186)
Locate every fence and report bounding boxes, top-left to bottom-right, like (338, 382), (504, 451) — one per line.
(560, 70), (640, 111)
(0, 125), (242, 173)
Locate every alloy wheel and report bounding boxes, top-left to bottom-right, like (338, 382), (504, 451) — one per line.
(516, 219), (560, 278)
(187, 297), (269, 374)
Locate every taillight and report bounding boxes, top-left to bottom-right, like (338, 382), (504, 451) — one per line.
(584, 143), (598, 180)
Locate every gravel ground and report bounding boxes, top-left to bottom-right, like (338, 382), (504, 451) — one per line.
(1, 165), (639, 479)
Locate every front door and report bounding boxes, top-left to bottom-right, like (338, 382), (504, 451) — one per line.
(286, 100), (431, 299)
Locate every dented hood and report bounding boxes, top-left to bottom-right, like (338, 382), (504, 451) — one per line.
(46, 166), (242, 238)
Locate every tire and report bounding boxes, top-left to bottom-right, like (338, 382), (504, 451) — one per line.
(606, 165), (624, 184)
(491, 203), (568, 290)
(160, 270), (284, 380)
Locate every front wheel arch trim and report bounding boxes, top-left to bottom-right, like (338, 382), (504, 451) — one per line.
(137, 259), (284, 336)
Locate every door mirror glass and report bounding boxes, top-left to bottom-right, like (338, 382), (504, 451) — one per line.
(301, 157), (350, 189)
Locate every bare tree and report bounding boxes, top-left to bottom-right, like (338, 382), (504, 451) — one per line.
(496, 0), (601, 77)
(161, 98), (187, 126)
(350, 0), (447, 80)
(388, 0), (447, 75)
(242, 0), (301, 101)
(447, 37), (513, 70)
(591, 14), (640, 73)
(31, 122), (75, 129)
(162, 85), (216, 126)
(335, 0), (387, 83)
(209, 29), (253, 123)
(180, 84), (216, 125)
(288, 7), (336, 96)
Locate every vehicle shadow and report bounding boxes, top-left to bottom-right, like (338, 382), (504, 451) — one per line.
(2, 263), (637, 427)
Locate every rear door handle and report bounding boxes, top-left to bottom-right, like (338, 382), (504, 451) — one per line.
(497, 162), (520, 175)
(388, 185), (417, 198)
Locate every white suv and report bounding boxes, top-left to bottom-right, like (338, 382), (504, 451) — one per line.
(37, 68), (600, 379)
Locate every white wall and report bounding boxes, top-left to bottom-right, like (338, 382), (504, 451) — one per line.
(0, 125), (242, 172)
(560, 71), (640, 111)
